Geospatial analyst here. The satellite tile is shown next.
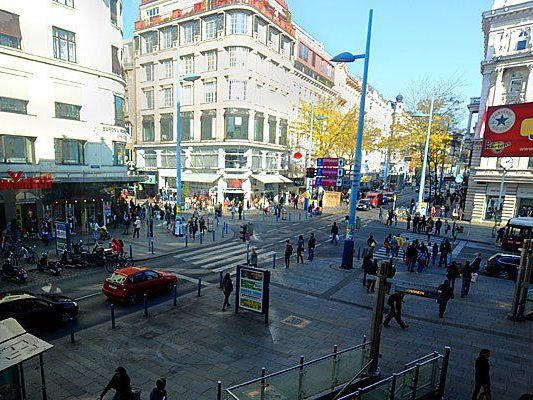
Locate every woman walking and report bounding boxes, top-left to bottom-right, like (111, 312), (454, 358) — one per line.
(296, 235), (305, 264)
(98, 366), (132, 400)
(222, 273), (233, 311)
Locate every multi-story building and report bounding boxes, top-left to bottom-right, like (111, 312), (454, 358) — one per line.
(0, 0), (131, 233)
(465, 0), (533, 222)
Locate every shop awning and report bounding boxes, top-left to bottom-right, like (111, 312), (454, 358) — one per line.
(252, 174), (293, 184)
(182, 173), (221, 184)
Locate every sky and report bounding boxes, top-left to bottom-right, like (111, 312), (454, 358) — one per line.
(124, 0), (493, 114)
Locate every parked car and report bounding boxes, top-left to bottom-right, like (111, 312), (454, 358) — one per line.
(356, 199), (372, 211)
(102, 266), (177, 304)
(383, 192), (395, 203)
(485, 253), (531, 281)
(0, 292), (79, 333)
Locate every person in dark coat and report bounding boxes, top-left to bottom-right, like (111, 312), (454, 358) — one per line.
(222, 273), (233, 311)
(149, 378), (167, 400)
(461, 261), (474, 298)
(307, 233), (316, 261)
(471, 253), (482, 273)
(446, 261), (460, 290)
(362, 253), (373, 286)
(330, 222), (339, 245)
(284, 239), (293, 268)
(435, 218), (443, 236)
(296, 235), (305, 264)
(383, 291), (408, 329)
(472, 349), (491, 400)
(437, 279), (454, 318)
(98, 367), (132, 400)
(366, 259), (378, 293)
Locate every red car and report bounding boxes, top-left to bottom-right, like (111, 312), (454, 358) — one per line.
(102, 267), (177, 304)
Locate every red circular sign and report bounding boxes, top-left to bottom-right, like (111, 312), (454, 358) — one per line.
(293, 152), (303, 160)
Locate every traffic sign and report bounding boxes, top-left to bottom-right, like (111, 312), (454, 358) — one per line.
(316, 158), (345, 168)
(317, 168), (344, 177)
(315, 177), (338, 186)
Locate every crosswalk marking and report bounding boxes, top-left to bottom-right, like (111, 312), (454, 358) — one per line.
(184, 243), (247, 262)
(172, 240), (241, 258)
(212, 251), (275, 273)
(373, 233), (454, 260)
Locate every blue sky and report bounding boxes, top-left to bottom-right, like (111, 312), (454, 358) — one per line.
(124, 0), (493, 110)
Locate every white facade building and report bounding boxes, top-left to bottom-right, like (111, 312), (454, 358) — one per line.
(0, 0), (130, 231)
(465, 0), (533, 222)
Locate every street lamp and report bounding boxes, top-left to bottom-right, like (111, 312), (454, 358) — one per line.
(411, 94), (435, 212)
(174, 71), (201, 208)
(305, 106), (326, 192)
(330, 9), (373, 270)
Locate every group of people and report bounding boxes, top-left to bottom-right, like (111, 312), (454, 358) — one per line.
(283, 233), (317, 268)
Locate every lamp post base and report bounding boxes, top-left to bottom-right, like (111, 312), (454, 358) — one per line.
(340, 239), (355, 269)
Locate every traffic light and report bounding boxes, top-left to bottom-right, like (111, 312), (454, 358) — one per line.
(240, 224), (247, 242)
(306, 167), (316, 178)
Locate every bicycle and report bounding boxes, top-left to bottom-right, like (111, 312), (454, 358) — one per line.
(105, 253), (134, 273)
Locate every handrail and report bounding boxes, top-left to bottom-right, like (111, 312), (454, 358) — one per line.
(404, 352), (440, 369)
(226, 341), (371, 391)
(332, 359), (373, 400)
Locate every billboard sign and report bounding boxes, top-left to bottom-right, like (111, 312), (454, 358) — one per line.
(235, 265), (271, 323)
(55, 221), (71, 254)
(482, 102), (533, 157)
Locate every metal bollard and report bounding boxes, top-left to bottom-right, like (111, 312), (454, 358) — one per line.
(216, 217), (219, 227)
(225, 223), (228, 234)
(150, 241), (154, 254)
(217, 381), (222, 400)
(219, 271), (223, 288)
(299, 213), (301, 221)
(212, 230), (216, 242)
(221, 225), (224, 238)
(357, 247), (361, 260)
(247, 243), (250, 264)
(200, 233), (203, 245)
(185, 234), (188, 247)
(197, 278), (202, 297)
(173, 284), (177, 306)
(272, 253), (276, 269)
(276, 215), (279, 222)
(110, 303), (116, 329)
(129, 244), (132, 259)
(69, 318), (75, 344)
(143, 293), (148, 317)
(288, 213), (292, 221)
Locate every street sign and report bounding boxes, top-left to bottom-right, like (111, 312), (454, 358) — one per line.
(315, 177), (338, 186)
(316, 158), (345, 168)
(316, 168), (344, 177)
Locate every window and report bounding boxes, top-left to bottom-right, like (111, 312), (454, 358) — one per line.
(225, 149), (247, 169)
(228, 46), (249, 67)
(299, 43), (309, 61)
(143, 63), (154, 81)
(114, 95), (125, 127)
(517, 30), (529, 51)
(144, 89), (154, 109)
(204, 80), (217, 103)
(111, 46), (122, 75)
(55, 138), (85, 165)
(268, 27), (280, 52)
(279, 119), (288, 146)
(205, 18), (217, 39)
(181, 84), (193, 106)
(160, 149), (176, 169)
(484, 196), (503, 221)
(182, 55), (194, 74)
(268, 116), (277, 144)
(201, 110), (216, 140)
(144, 150), (157, 168)
(254, 17), (267, 44)
(254, 112), (264, 142)
(229, 12), (248, 35)
(266, 154), (277, 170)
(528, 157), (533, 169)
(113, 142), (126, 165)
(252, 151), (262, 170)
(55, 102), (81, 120)
(142, 116), (155, 142)
(160, 114), (173, 142)
(0, 10), (22, 49)
(181, 111), (194, 141)
(191, 153), (218, 168)
(225, 108), (249, 140)
(0, 97), (27, 114)
(161, 59), (173, 79)
(0, 135), (35, 164)
(146, 7), (159, 18)
(162, 87), (173, 108)
(161, 26), (177, 49)
(53, 27), (76, 62)
(110, 0), (118, 25)
(182, 22), (194, 45)
(228, 80), (247, 101)
(142, 32), (157, 53)
(53, 0), (74, 7)
(205, 50), (217, 72)
(509, 76), (523, 93)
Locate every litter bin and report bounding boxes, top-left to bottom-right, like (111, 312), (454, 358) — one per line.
(282, 208), (287, 220)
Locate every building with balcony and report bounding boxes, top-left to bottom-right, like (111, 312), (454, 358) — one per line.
(0, 0), (131, 232)
(465, 0), (533, 222)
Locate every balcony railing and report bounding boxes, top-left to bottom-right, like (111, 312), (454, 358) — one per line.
(502, 91), (526, 105)
(135, 0), (295, 36)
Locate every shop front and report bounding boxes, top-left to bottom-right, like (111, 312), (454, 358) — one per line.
(516, 186), (533, 217)
(483, 184), (506, 221)
(251, 174), (293, 204)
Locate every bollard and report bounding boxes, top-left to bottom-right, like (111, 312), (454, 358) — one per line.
(216, 217), (219, 227)
(276, 215), (279, 222)
(225, 223), (228, 234)
(357, 247), (361, 260)
(299, 213), (301, 221)
(197, 278), (202, 297)
(212, 230), (216, 242)
(200, 233), (203, 245)
(272, 253), (276, 269)
(185, 234), (188, 247)
(221, 226), (224, 238)
(217, 381), (222, 400)
(219, 271), (223, 288)
(110, 303), (116, 329)
(173, 284), (177, 306)
(305, 212), (308, 220)
(69, 318), (75, 344)
(143, 293), (148, 317)
(247, 243), (250, 264)
(129, 244), (132, 259)
(288, 213), (292, 221)
(150, 240), (154, 254)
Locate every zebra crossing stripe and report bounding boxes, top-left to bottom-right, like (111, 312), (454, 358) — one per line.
(172, 240), (241, 258)
(183, 243), (247, 262)
(211, 251), (276, 273)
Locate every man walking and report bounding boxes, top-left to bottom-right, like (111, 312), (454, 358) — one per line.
(472, 349), (491, 400)
(471, 253), (482, 274)
(406, 214), (411, 231)
(461, 261), (473, 298)
(132, 216), (141, 238)
(296, 235), (305, 264)
(284, 239), (293, 268)
(307, 233), (316, 261)
(437, 279), (453, 318)
(438, 239), (451, 268)
(384, 290), (408, 329)
(330, 222), (339, 245)
(435, 218), (443, 236)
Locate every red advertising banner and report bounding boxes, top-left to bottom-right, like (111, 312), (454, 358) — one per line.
(0, 171), (53, 190)
(481, 102), (533, 157)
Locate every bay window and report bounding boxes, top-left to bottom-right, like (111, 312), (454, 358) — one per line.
(0, 135), (35, 164)
(54, 138), (85, 165)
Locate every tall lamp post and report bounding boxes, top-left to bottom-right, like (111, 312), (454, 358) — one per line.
(413, 94), (435, 211)
(331, 9), (373, 270)
(305, 105), (326, 192)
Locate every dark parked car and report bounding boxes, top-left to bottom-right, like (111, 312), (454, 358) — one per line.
(485, 253), (531, 281)
(0, 292), (79, 333)
(356, 199), (372, 211)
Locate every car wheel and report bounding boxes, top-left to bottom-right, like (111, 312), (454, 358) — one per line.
(128, 294), (138, 304)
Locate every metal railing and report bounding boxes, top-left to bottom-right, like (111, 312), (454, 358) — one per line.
(224, 338), (371, 400)
(525, 289), (533, 317)
(340, 348), (450, 400)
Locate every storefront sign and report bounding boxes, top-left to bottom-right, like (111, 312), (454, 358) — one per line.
(0, 171), (53, 190)
(236, 265), (270, 323)
(482, 102), (533, 157)
(227, 179), (243, 189)
(55, 221), (71, 254)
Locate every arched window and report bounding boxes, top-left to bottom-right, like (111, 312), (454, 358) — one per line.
(517, 30), (529, 51)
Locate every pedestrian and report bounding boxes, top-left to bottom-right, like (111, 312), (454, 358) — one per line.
(149, 378), (167, 400)
(249, 247), (258, 267)
(307, 233), (316, 261)
(284, 239), (293, 268)
(437, 279), (454, 318)
(446, 261), (460, 290)
(330, 222), (339, 245)
(417, 246), (427, 273)
(296, 235), (305, 264)
(222, 273), (233, 311)
(367, 235), (377, 252)
(471, 253), (482, 274)
(385, 260), (396, 294)
(383, 290), (408, 329)
(366, 259), (378, 293)
(98, 367), (133, 400)
(384, 234), (392, 257)
(435, 218), (443, 236)
(461, 260), (473, 298)
(406, 214), (411, 231)
(390, 234), (399, 257)
(393, 210), (398, 226)
(472, 349), (491, 400)
(412, 214), (419, 233)
(438, 239), (451, 268)
(122, 212), (131, 235)
(496, 226), (505, 243)
(405, 242), (418, 272)
(378, 206), (383, 221)
(431, 242), (439, 268)
(238, 202), (243, 220)
(132, 216), (141, 239)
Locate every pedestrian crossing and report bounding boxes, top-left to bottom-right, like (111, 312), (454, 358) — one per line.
(372, 232), (450, 260)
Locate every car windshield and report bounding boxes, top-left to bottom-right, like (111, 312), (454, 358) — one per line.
(106, 273), (127, 285)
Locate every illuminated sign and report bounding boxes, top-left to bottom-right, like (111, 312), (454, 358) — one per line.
(0, 171), (53, 190)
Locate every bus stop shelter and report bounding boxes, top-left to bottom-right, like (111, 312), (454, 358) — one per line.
(0, 318), (53, 400)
